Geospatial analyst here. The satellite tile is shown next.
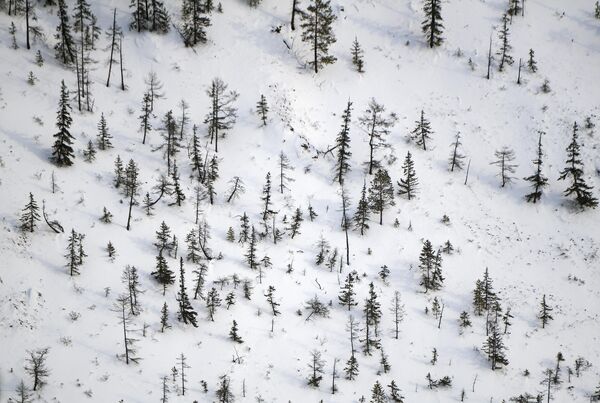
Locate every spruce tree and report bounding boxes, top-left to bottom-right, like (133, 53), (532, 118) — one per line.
(151, 0), (170, 33)
(422, 0), (444, 48)
(334, 101), (352, 185)
(418, 240), (436, 292)
(353, 180), (370, 235)
(264, 285), (280, 316)
(180, 0), (211, 47)
(359, 98), (396, 174)
(362, 282), (381, 355)
(483, 323), (509, 370)
(388, 380), (404, 402)
(65, 229), (81, 276)
(229, 320), (243, 343)
(596, 1), (600, 19)
(256, 94), (269, 126)
(261, 172), (273, 221)
(350, 36), (364, 72)
(97, 113), (113, 150)
(20, 192), (40, 233)
(497, 13), (514, 71)
(344, 315), (360, 380)
(160, 302), (170, 332)
(206, 287), (221, 321)
(9, 22), (18, 50)
(448, 133), (466, 171)
(368, 168), (394, 225)
(51, 80), (75, 167)
(54, 0), (76, 65)
(491, 147), (517, 187)
(527, 48), (537, 72)
(397, 151), (418, 200)
(410, 109), (433, 151)
(139, 92), (153, 144)
(129, 0), (147, 32)
(538, 294), (553, 328)
(300, 0), (337, 73)
(558, 122), (598, 209)
(371, 380), (387, 403)
(245, 225), (258, 269)
(338, 273), (357, 310)
(125, 159), (140, 231)
(83, 140), (96, 162)
(288, 207), (303, 238)
(176, 257), (198, 327)
(524, 131), (548, 203)
(151, 250), (175, 295)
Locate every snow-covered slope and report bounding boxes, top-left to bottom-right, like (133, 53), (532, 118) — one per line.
(1, 0), (599, 401)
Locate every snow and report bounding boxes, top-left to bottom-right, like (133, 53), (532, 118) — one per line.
(1, 0), (599, 401)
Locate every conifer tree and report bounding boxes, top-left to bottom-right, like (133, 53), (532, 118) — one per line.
(491, 147), (517, 187)
(353, 180), (370, 235)
(160, 302), (170, 332)
(307, 350), (325, 387)
(229, 320), (243, 343)
(24, 348), (50, 391)
(176, 257), (198, 327)
(245, 225), (258, 268)
(350, 36), (364, 72)
(288, 207), (303, 238)
(558, 122), (598, 209)
(367, 382), (386, 403)
(204, 78), (239, 153)
(422, 0), (444, 48)
(261, 172), (273, 221)
(397, 151), (418, 200)
(36, 50), (44, 66)
(139, 92), (153, 144)
(180, 0), (211, 47)
(448, 133), (466, 171)
(238, 212), (250, 243)
(362, 282), (381, 355)
(65, 229), (80, 276)
(54, 0), (76, 65)
(527, 48), (537, 72)
(334, 101), (353, 185)
(359, 98), (396, 174)
(124, 159), (140, 231)
(508, 0), (522, 18)
(82, 140), (96, 162)
(483, 323), (509, 370)
(151, 0), (170, 33)
(256, 94), (269, 126)
(338, 273), (358, 310)
(206, 287), (221, 321)
(595, 1), (600, 19)
(264, 285), (280, 316)
(20, 192), (40, 233)
(114, 295), (140, 364)
(169, 159), (185, 206)
(410, 109), (433, 151)
(524, 131), (548, 203)
(206, 155), (219, 204)
(344, 315), (360, 380)
(497, 13), (514, 71)
(14, 379), (32, 403)
(51, 80), (75, 166)
(129, 0), (146, 32)
(96, 113), (113, 150)
(151, 250), (175, 295)
(388, 380), (404, 402)
(105, 8), (122, 87)
(538, 294), (553, 328)
(300, 0), (337, 73)
(368, 168), (395, 225)
(9, 22), (19, 50)
(418, 240), (436, 292)
(122, 265), (142, 316)
(278, 151), (295, 193)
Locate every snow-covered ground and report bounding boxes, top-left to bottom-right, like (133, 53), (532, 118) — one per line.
(1, 0), (599, 401)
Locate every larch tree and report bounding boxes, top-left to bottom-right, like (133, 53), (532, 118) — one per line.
(278, 151), (295, 193)
(557, 122), (598, 209)
(105, 8), (122, 87)
(51, 80), (75, 167)
(204, 78), (239, 153)
(491, 147), (517, 187)
(422, 0), (444, 48)
(448, 133), (466, 171)
(359, 98), (397, 175)
(300, 0), (337, 73)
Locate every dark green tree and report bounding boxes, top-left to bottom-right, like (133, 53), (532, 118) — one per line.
(176, 257), (198, 327)
(180, 0), (211, 46)
(422, 0), (444, 48)
(20, 192), (40, 233)
(54, 0), (76, 65)
(524, 131), (548, 203)
(558, 122), (598, 209)
(51, 81), (75, 166)
(368, 168), (394, 225)
(410, 109), (433, 151)
(497, 13), (514, 71)
(300, 0), (337, 73)
(397, 151), (418, 200)
(334, 101), (352, 185)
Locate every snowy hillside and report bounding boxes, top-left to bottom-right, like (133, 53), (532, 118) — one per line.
(1, 0), (600, 402)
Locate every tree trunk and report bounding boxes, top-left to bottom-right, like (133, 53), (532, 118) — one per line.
(25, 0), (30, 49)
(107, 9), (116, 87)
(119, 36), (125, 91)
